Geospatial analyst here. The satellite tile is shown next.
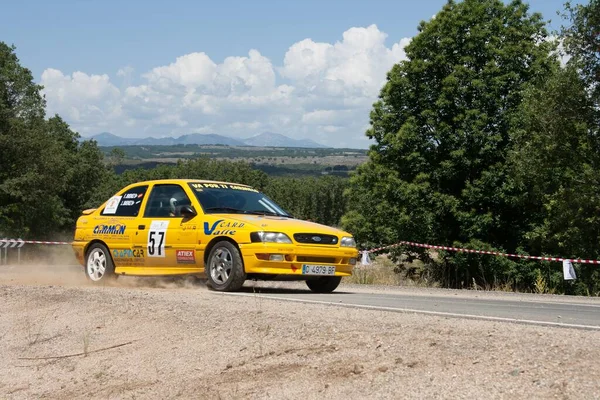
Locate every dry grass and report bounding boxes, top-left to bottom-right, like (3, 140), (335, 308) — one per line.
(344, 256), (435, 287)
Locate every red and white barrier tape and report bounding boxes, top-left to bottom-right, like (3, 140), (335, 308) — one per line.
(1, 236), (597, 266)
(365, 241), (600, 265)
(0, 238), (71, 246)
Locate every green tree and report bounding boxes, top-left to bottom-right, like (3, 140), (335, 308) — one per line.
(509, 64), (600, 294)
(0, 43), (107, 238)
(561, 0), (600, 104)
(343, 0), (556, 288)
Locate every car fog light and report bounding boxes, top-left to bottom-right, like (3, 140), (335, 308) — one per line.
(269, 254), (284, 261)
(349, 257), (357, 265)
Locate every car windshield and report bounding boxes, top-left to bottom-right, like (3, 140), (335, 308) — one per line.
(188, 182), (291, 217)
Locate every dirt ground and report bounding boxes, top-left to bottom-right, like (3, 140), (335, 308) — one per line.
(1, 264), (600, 399)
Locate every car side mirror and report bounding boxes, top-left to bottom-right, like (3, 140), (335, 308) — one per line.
(180, 205), (197, 219)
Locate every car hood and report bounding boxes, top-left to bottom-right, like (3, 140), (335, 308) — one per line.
(217, 214), (350, 236)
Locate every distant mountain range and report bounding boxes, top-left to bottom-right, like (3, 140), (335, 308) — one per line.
(85, 132), (329, 148)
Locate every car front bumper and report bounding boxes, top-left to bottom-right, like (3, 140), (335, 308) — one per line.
(239, 243), (358, 276)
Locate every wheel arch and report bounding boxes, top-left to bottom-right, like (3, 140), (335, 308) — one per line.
(84, 240), (113, 262)
(203, 236), (244, 269)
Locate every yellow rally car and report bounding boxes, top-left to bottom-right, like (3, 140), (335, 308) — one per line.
(72, 179), (358, 292)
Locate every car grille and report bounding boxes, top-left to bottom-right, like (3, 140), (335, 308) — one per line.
(297, 256), (337, 264)
(293, 233), (338, 245)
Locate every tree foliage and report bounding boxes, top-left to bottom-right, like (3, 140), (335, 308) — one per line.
(0, 43), (108, 238)
(343, 0), (558, 289)
(562, 0), (600, 105)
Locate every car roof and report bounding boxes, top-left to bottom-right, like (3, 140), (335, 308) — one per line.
(125, 179), (255, 188)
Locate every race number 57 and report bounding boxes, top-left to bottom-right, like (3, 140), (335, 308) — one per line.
(148, 220), (169, 257)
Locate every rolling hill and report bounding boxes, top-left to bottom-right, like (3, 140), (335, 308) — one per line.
(86, 132), (328, 148)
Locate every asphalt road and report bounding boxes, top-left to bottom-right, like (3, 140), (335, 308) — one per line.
(222, 284), (600, 330)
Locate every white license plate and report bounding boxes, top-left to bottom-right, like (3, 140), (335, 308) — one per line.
(302, 265), (336, 275)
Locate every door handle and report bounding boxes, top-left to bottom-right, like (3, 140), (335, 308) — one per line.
(138, 225), (146, 230)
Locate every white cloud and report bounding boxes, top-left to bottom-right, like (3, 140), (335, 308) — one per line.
(282, 24), (409, 98)
(41, 69), (121, 134)
(117, 66), (134, 78)
(40, 25), (410, 147)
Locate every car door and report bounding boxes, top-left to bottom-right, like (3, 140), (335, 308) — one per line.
(132, 183), (201, 272)
(99, 184), (149, 271)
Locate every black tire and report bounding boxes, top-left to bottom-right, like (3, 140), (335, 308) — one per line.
(205, 241), (246, 292)
(305, 276), (342, 293)
(85, 243), (116, 283)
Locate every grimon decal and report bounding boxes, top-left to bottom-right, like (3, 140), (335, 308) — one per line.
(93, 224), (126, 235)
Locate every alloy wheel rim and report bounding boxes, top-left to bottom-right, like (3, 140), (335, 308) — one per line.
(210, 247), (233, 284)
(87, 249), (106, 281)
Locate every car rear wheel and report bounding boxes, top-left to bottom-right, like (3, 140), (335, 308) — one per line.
(206, 241), (246, 292)
(85, 243), (116, 283)
(305, 276), (342, 293)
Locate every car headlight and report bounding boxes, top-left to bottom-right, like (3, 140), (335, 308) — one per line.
(341, 236), (356, 247)
(250, 232), (292, 244)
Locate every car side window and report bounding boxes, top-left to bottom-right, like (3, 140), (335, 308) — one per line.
(101, 185), (148, 217)
(144, 184), (192, 218)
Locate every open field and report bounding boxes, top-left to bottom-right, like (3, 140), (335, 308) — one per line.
(1, 264), (600, 399)
(105, 145), (369, 177)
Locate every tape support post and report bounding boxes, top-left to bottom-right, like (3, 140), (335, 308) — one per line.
(365, 241), (600, 265)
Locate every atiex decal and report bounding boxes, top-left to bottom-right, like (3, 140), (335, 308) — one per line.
(203, 220), (245, 236)
(176, 250), (196, 264)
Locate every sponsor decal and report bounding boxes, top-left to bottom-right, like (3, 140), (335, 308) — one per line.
(93, 224), (126, 235)
(191, 182), (258, 193)
(203, 220), (244, 236)
(182, 224), (197, 231)
(123, 192), (144, 199)
(148, 220), (169, 257)
(112, 248), (144, 266)
(219, 221), (244, 228)
(204, 220), (223, 235)
(176, 250), (196, 264)
(112, 249), (144, 258)
(103, 195), (122, 214)
(121, 200), (135, 206)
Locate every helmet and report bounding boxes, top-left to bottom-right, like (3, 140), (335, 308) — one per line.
(169, 192), (189, 216)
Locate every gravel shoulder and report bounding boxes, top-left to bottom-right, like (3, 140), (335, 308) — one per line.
(1, 265), (600, 399)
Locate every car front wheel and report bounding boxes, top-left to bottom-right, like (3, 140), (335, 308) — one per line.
(206, 241), (246, 292)
(85, 243), (116, 283)
(305, 276), (342, 293)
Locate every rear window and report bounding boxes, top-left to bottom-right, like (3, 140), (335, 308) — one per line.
(101, 185), (148, 217)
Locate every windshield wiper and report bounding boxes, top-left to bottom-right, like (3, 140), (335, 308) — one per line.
(204, 207), (246, 214)
(244, 210), (289, 217)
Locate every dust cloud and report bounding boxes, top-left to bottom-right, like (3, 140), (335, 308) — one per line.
(0, 246), (205, 290)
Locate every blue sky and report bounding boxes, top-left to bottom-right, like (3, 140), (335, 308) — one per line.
(0, 0), (580, 148)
